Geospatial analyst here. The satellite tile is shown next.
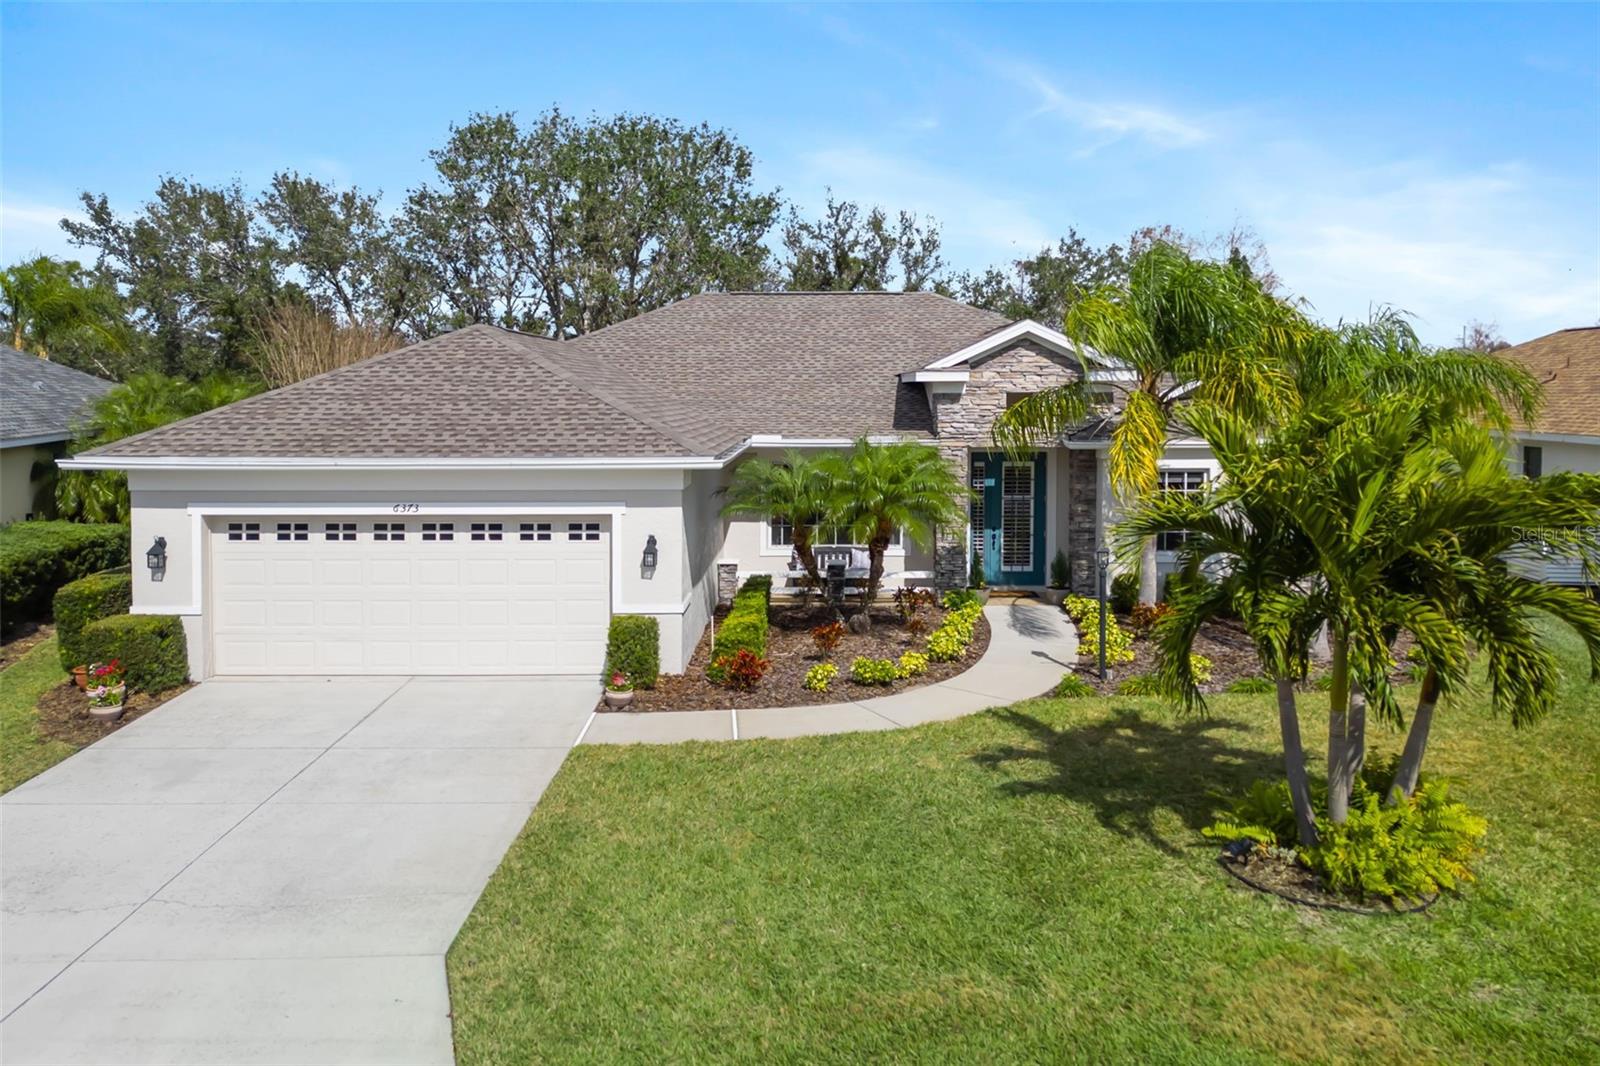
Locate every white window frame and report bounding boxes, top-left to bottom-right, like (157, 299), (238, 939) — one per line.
(1155, 468), (1208, 552)
(762, 516), (903, 556)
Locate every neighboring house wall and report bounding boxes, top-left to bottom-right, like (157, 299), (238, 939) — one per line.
(926, 341), (1099, 592)
(1, 444), (42, 524)
(1514, 436), (1600, 476)
(126, 467), (703, 676)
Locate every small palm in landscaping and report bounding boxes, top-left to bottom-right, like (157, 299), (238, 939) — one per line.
(818, 438), (969, 618)
(720, 450), (833, 585)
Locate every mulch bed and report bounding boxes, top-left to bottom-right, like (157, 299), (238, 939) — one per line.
(1067, 613), (1260, 694)
(1, 622), (55, 671)
(1065, 611), (1422, 695)
(607, 602), (992, 712)
(1219, 849), (1439, 916)
(35, 679), (194, 746)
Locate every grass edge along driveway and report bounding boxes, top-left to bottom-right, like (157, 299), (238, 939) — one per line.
(447, 619), (1600, 1065)
(0, 637), (76, 794)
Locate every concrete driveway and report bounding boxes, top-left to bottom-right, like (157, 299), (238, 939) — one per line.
(0, 676), (595, 1066)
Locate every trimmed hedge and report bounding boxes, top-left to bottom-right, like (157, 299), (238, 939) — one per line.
(606, 614), (660, 689)
(0, 521), (129, 629)
(55, 569), (133, 671)
(79, 614), (189, 694)
(708, 575), (771, 681)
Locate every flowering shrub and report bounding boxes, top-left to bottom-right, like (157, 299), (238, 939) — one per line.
(605, 671), (633, 692)
(850, 657), (899, 685)
(86, 659), (126, 708)
(1129, 601), (1174, 635)
(713, 649), (770, 690)
(927, 601), (984, 662)
(895, 651), (929, 679)
(1064, 596), (1135, 664)
(803, 663), (838, 692)
(811, 621), (846, 655)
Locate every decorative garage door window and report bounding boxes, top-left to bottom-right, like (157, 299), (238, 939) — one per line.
(373, 522), (407, 541)
(275, 522), (309, 542)
(421, 522), (455, 541)
(568, 521), (601, 542)
(324, 522), (356, 541)
(226, 522), (261, 542)
(1001, 462), (1034, 572)
(520, 522), (552, 541)
(469, 522), (504, 541)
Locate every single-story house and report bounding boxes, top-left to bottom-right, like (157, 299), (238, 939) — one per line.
(1499, 325), (1600, 585)
(63, 291), (1218, 679)
(1, 344), (114, 524)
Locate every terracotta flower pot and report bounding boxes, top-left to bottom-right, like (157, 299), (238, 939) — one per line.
(72, 665), (89, 691)
(603, 689), (634, 710)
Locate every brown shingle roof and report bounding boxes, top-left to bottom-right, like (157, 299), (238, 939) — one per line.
(1501, 327), (1600, 438)
(85, 292), (1013, 461)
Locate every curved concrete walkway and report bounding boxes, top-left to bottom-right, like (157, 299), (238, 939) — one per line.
(581, 599), (1078, 744)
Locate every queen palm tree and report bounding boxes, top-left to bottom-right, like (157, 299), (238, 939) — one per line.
(992, 242), (1296, 604)
(818, 438), (970, 615)
(719, 450), (834, 584)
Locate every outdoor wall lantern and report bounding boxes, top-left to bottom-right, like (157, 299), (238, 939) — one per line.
(147, 536), (168, 582)
(641, 534), (659, 575)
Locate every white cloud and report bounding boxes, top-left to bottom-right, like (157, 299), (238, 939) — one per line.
(0, 197), (84, 263)
(979, 55), (1212, 152)
(792, 145), (1054, 266)
(1228, 148), (1600, 343)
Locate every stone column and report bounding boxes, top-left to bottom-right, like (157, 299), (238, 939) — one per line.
(1066, 448), (1099, 594)
(715, 562), (740, 607)
(935, 443), (970, 590)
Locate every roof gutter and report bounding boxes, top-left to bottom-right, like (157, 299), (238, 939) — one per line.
(58, 454), (731, 472)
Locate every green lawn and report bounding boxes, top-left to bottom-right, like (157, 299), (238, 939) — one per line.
(0, 637), (76, 793)
(448, 622), (1600, 1065)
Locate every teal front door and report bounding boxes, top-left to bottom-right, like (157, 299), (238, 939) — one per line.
(971, 451), (1046, 585)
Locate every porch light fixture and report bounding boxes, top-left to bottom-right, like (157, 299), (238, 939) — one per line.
(1094, 546), (1110, 680)
(147, 536), (168, 582)
(641, 534), (659, 574)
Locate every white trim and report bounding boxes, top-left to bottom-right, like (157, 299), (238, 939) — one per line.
(898, 370), (970, 384)
(61, 454), (725, 472)
(744, 434), (911, 447)
(183, 502), (628, 517)
(1, 432), (72, 449)
(924, 320), (1095, 371)
(1512, 431), (1600, 446)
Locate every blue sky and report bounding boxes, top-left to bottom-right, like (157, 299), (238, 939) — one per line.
(3, 2), (1596, 344)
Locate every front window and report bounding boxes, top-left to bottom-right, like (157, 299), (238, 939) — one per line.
(768, 517), (901, 550)
(1156, 469), (1207, 551)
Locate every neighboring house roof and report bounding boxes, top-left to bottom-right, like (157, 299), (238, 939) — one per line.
(1500, 326), (1600, 439)
(80, 292), (1015, 462)
(0, 344), (115, 447)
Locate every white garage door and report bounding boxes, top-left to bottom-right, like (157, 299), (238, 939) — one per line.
(209, 515), (610, 675)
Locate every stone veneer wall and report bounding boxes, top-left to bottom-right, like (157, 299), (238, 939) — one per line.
(928, 341), (1096, 590)
(1065, 449), (1098, 594)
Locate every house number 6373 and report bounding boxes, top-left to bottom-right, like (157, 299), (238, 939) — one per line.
(391, 503), (421, 513)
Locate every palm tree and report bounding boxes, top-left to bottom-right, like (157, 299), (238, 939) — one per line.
(818, 438), (970, 613)
(720, 450), (835, 584)
(992, 242), (1294, 604)
(1131, 399), (1600, 828)
(57, 371), (264, 523)
(1, 256), (126, 360)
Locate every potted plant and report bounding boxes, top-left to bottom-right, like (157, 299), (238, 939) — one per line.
(71, 664), (90, 690)
(603, 671), (634, 710)
(85, 659), (127, 722)
(1040, 550), (1071, 605)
